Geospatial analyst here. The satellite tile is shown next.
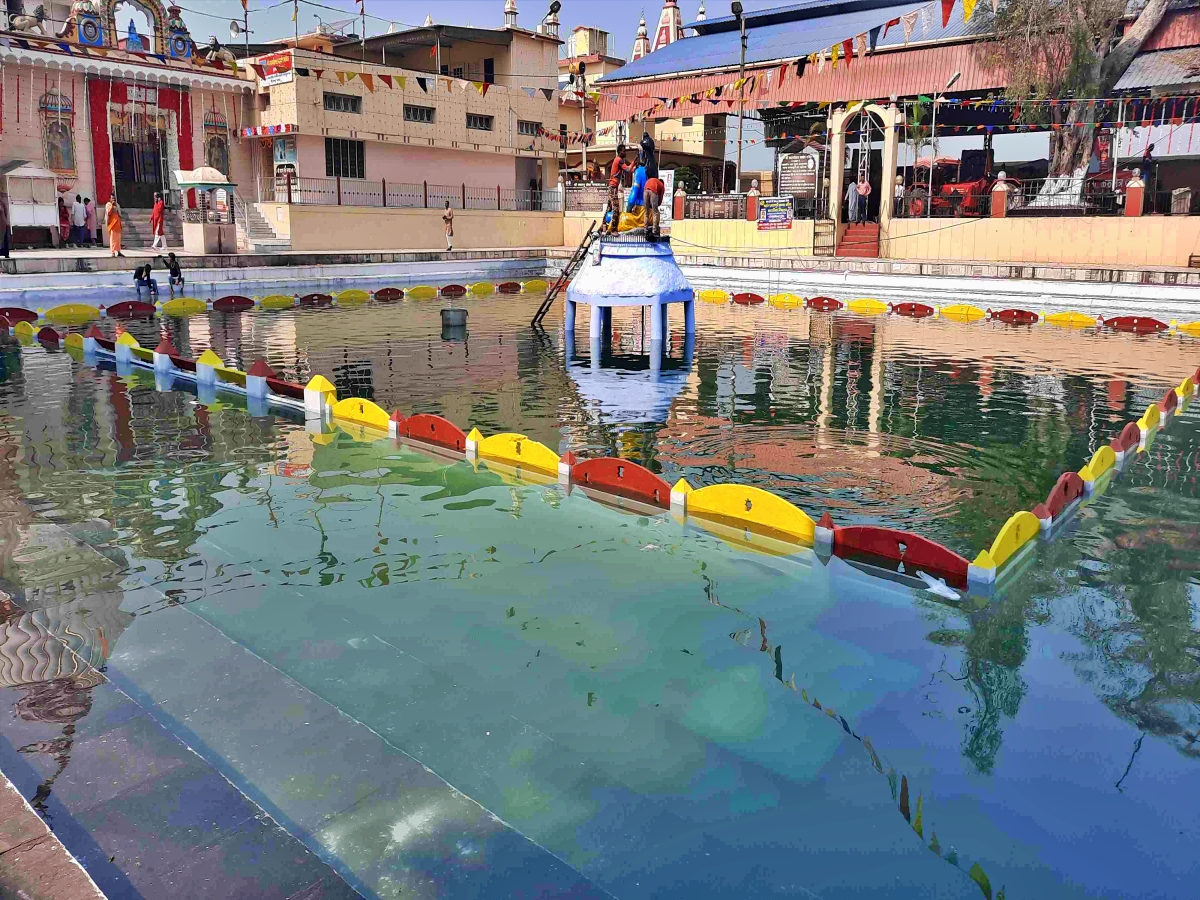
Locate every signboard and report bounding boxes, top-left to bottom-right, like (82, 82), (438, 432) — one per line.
(660, 169), (674, 225)
(778, 151), (818, 197)
(757, 196), (793, 231)
(260, 50), (294, 87)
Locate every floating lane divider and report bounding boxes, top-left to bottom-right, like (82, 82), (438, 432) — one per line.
(847, 298), (888, 316)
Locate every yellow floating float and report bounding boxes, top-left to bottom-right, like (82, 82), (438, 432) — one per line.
(847, 298), (888, 315)
(331, 396), (390, 433)
(45, 303), (100, 325)
(678, 481), (814, 544)
(336, 289), (371, 304)
(521, 278), (550, 293)
(697, 289), (730, 305)
(1044, 310), (1098, 328)
(938, 303), (986, 322)
(160, 297), (208, 316)
(768, 293), (804, 310)
(406, 285), (438, 300)
(470, 282), (495, 296)
(1174, 320), (1200, 337)
(472, 430), (560, 476)
(260, 294), (296, 310)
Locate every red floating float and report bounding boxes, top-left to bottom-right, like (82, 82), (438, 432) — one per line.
(1041, 471), (1085, 521)
(374, 287), (403, 302)
(891, 302), (935, 318)
(106, 300), (156, 318)
(36, 326), (62, 348)
(0, 307), (38, 323)
(299, 293), (333, 306)
(397, 413), (466, 452)
(214, 295), (254, 312)
(440, 284), (467, 298)
(833, 525), (970, 587)
(571, 457), (672, 508)
(807, 296), (843, 311)
(989, 308), (1039, 324)
(497, 282), (522, 294)
(1111, 421), (1142, 453)
(266, 377), (304, 400)
(1105, 315), (1168, 334)
(1160, 385), (1179, 415)
(732, 292), (766, 306)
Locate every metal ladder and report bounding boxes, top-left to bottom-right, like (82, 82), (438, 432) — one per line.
(531, 221), (599, 326)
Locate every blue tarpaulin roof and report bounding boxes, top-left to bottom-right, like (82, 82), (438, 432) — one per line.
(598, 0), (992, 83)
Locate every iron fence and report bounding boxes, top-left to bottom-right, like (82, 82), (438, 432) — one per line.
(270, 175), (560, 212)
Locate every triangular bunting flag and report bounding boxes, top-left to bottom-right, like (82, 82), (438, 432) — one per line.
(963, 0), (977, 21)
(941, 0), (953, 29)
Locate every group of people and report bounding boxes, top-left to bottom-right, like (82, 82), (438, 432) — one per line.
(51, 191), (167, 255)
(604, 132), (666, 240)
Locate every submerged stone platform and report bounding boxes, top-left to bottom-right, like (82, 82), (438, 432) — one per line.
(566, 235), (696, 342)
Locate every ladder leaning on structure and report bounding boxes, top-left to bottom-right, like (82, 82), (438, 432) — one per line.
(531, 221), (599, 326)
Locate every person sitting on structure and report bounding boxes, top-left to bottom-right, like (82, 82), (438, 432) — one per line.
(605, 144), (632, 233)
(133, 263), (158, 296)
(157, 252), (184, 290)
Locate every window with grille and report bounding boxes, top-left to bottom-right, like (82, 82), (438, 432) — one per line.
(405, 105), (435, 124)
(325, 137), (365, 179)
(517, 120), (541, 136)
(323, 93), (362, 114)
(466, 113), (493, 131)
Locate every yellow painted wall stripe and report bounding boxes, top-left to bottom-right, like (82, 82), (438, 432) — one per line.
(686, 484), (814, 543)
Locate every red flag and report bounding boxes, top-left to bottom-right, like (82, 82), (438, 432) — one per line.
(941, 0), (954, 28)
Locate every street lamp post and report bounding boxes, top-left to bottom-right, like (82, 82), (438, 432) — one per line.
(733, 2), (746, 191)
(927, 71), (961, 220)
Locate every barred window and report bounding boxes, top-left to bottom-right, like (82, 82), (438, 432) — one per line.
(325, 138), (365, 179)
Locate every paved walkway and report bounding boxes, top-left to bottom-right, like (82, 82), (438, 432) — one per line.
(1, 775), (106, 900)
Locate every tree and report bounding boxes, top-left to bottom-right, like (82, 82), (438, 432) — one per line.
(988, 0), (1170, 186)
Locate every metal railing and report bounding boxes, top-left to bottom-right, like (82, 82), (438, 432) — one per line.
(270, 174), (561, 211)
(684, 194), (748, 220)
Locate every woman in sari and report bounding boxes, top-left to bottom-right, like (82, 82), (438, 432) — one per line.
(105, 196), (123, 257)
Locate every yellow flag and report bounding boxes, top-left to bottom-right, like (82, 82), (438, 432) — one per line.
(963, 0), (977, 21)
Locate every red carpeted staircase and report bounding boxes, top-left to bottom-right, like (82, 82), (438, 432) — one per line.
(838, 222), (880, 258)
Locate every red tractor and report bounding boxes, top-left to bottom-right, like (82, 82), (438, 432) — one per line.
(904, 150), (1001, 217)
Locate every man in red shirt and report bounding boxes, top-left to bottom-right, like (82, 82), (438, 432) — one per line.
(605, 144), (631, 233)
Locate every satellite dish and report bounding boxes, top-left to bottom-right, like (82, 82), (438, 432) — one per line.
(229, 19), (242, 39)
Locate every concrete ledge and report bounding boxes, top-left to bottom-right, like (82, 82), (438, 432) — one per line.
(0, 776), (105, 900)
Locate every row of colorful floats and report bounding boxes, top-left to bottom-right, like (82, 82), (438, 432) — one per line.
(696, 291), (1200, 335)
(18, 312), (1194, 601)
(0, 279), (555, 326)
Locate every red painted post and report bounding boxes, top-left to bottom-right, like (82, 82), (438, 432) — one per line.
(336, 175), (342, 206)
(423, 180), (428, 207)
(382, 178), (387, 208)
(286, 171), (293, 205)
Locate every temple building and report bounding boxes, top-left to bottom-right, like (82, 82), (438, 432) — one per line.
(0, 0), (253, 240)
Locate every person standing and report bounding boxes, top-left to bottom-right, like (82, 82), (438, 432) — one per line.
(149, 192), (166, 250)
(856, 176), (872, 224)
(0, 191), (10, 259)
(84, 197), (97, 246)
(71, 194), (86, 246)
(606, 144), (632, 233)
(442, 200), (453, 251)
(105, 195), (123, 257)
